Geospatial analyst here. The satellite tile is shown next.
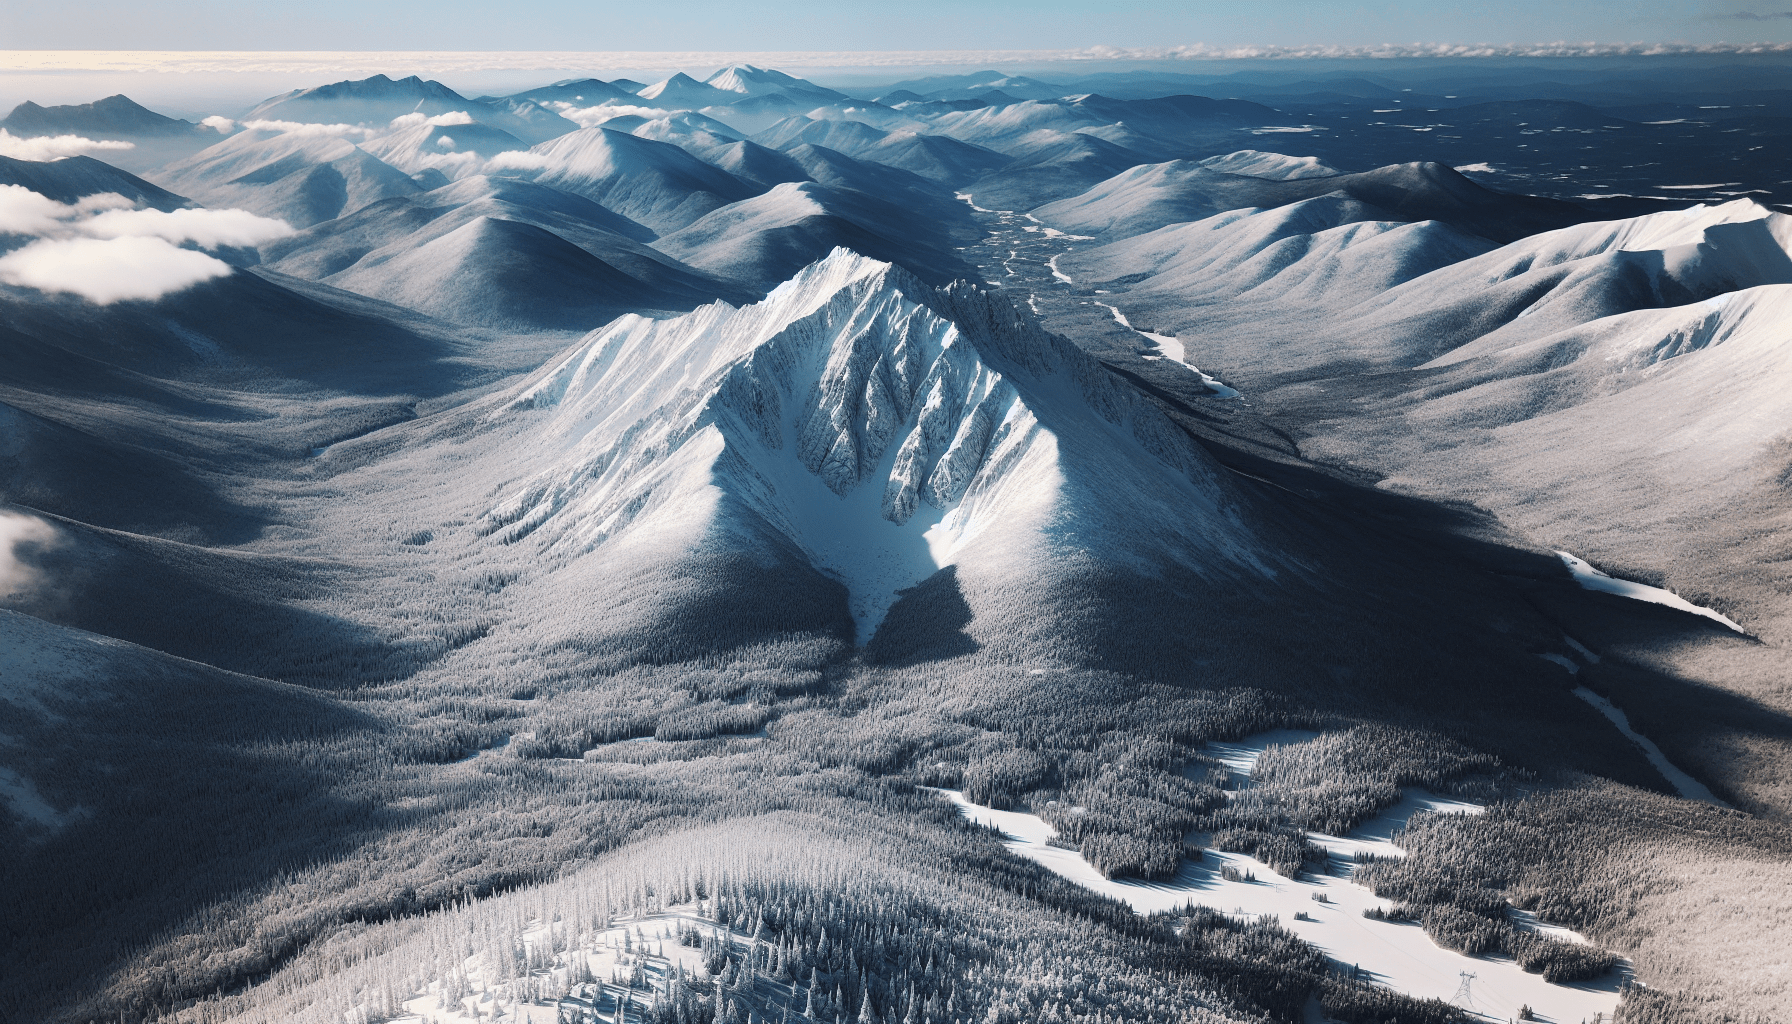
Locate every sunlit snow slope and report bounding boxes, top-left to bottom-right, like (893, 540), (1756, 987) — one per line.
(476, 249), (1270, 641)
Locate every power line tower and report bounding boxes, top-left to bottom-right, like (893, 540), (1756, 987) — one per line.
(1450, 971), (1478, 1012)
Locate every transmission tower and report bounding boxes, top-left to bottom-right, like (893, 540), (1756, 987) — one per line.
(1450, 971), (1477, 1011)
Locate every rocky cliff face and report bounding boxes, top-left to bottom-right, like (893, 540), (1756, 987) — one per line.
(478, 249), (1268, 639)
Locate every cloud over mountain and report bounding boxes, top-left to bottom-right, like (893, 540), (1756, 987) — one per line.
(0, 183), (292, 302)
(0, 128), (134, 162)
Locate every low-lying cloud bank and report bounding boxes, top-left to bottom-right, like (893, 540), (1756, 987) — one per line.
(0, 128), (134, 162)
(0, 184), (294, 303)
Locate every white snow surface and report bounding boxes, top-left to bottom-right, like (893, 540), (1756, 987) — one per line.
(704, 64), (841, 102)
(1571, 686), (1732, 807)
(1063, 194), (1493, 309)
(1096, 301), (1241, 398)
(1195, 150), (1343, 180)
(1031, 153), (1346, 238)
(931, 729), (1625, 1024)
(359, 119), (527, 180)
(1556, 551), (1747, 634)
(480, 249), (1269, 641)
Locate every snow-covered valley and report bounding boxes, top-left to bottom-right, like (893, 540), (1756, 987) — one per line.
(933, 730), (1628, 1024)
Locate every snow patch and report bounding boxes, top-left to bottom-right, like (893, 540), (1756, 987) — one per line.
(1097, 301), (1241, 398)
(931, 733), (1620, 1024)
(1556, 551), (1746, 634)
(1571, 687), (1731, 807)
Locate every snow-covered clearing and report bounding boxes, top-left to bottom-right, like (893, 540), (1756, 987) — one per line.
(387, 906), (764, 1024)
(1094, 300), (1241, 398)
(932, 730), (1626, 1024)
(1571, 687), (1731, 808)
(1556, 551), (1746, 634)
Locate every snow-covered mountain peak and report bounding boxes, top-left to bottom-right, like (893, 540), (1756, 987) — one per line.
(1196, 150), (1342, 180)
(1533, 198), (1790, 263)
(480, 249), (1265, 640)
(1434, 198), (1792, 321)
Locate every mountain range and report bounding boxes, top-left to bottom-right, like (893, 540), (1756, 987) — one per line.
(1, 58), (1789, 1024)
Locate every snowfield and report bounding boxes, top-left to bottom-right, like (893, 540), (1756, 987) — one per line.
(1556, 551), (1747, 635)
(932, 730), (1627, 1024)
(1095, 300), (1241, 398)
(1571, 687), (1731, 808)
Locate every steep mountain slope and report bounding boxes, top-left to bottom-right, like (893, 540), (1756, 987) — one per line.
(153, 128), (422, 228)
(705, 64), (846, 103)
(1084, 199), (1792, 395)
(261, 175), (739, 328)
(862, 130), (1013, 185)
(754, 114), (891, 155)
(928, 100), (1108, 152)
(651, 182), (975, 292)
(0, 607), (374, 1020)
(320, 215), (680, 331)
(456, 250), (1273, 646)
(1061, 193), (1494, 309)
(963, 131), (1150, 210)
(632, 116), (812, 188)
(636, 72), (735, 109)
(500, 78), (640, 107)
(0, 154), (188, 211)
(478, 98), (586, 144)
(1, 95), (204, 137)
(1261, 208), (1792, 635)
(0, 95), (218, 172)
(1033, 151), (1344, 237)
(753, 117), (1011, 185)
(781, 142), (963, 213)
(358, 118), (526, 180)
(247, 74), (577, 144)
(630, 110), (749, 143)
(494, 127), (760, 235)
(1073, 197), (1792, 645)
(1035, 159), (1598, 242)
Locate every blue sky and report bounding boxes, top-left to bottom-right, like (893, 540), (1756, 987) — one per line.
(3, 0), (1791, 51)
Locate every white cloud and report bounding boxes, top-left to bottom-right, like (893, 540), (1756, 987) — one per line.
(0, 511), (58, 599)
(0, 185), (80, 234)
(0, 128), (134, 163)
(239, 118), (372, 138)
(389, 110), (477, 129)
(0, 236), (233, 304)
(80, 206), (296, 248)
(485, 150), (553, 171)
(0, 183), (294, 303)
(0, 186), (139, 234)
(553, 103), (669, 128)
(201, 115), (237, 134)
(402, 149), (486, 178)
